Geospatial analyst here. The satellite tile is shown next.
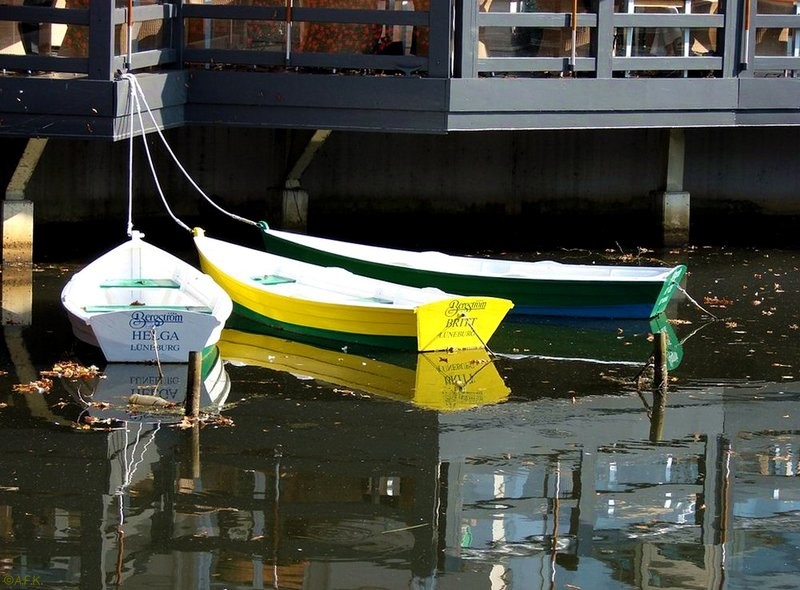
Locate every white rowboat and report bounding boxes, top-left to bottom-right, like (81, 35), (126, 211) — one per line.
(61, 231), (233, 363)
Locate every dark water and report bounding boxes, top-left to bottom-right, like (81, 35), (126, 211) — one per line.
(1, 246), (799, 589)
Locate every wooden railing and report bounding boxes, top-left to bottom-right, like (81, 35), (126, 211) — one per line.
(0, 0), (799, 81)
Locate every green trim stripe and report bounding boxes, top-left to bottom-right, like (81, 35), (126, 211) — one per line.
(101, 278), (180, 288)
(232, 303), (418, 351)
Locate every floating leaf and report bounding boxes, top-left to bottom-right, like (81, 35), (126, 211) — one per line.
(42, 362), (103, 381)
(12, 378), (53, 394)
(705, 296), (734, 307)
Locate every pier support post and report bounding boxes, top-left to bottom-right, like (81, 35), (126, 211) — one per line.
(662, 190), (690, 246)
(282, 180), (309, 231)
(2, 139), (45, 327)
(2, 200), (34, 265)
(281, 129), (331, 232)
(660, 129), (690, 246)
(3, 138), (45, 264)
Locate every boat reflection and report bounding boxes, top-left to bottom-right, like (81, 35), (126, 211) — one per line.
(60, 346), (231, 423)
(492, 312), (684, 370)
(217, 327), (511, 411)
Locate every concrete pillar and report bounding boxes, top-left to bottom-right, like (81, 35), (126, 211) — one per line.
(663, 190), (691, 246)
(2, 197), (34, 325)
(281, 129), (331, 232)
(2, 199), (34, 264)
(3, 138), (46, 327)
(281, 181), (309, 231)
(661, 129), (690, 246)
(4, 138), (45, 264)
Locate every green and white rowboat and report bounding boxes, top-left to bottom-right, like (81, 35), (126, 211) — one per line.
(259, 222), (687, 320)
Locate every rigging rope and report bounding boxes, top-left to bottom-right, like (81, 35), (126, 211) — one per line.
(121, 73), (258, 230)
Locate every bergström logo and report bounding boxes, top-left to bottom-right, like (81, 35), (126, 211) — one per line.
(129, 311), (184, 329)
(445, 300), (487, 317)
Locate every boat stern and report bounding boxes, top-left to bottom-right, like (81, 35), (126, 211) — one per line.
(650, 264), (688, 317)
(415, 296), (514, 352)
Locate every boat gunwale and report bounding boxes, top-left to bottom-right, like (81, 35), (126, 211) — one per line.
(259, 224), (687, 319)
(263, 224), (685, 283)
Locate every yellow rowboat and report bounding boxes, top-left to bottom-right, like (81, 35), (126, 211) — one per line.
(193, 229), (513, 352)
(218, 327), (510, 411)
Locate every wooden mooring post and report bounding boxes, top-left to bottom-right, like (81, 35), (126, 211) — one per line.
(649, 331), (669, 442)
(184, 350), (202, 418)
(653, 331), (669, 395)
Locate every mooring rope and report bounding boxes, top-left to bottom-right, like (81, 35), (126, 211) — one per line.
(467, 313), (501, 358)
(126, 76), (135, 237)
(129, 84), (192, 233)
(149, 326), (165, 380)
(427, 311), (496, 357)
(121, 73), (258, 230)
(675, 283), (719, 320)
(116, 422), (161, 525)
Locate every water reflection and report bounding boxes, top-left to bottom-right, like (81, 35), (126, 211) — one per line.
(61, 347), (231, 424)
(494, 313), (683, 370)
(217, 327), (510, 412)
(0, 248), (799, 588)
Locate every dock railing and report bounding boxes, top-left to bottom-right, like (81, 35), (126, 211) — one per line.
(0, 0), (798, 81)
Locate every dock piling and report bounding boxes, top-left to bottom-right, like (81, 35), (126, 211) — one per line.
(185, 350), (202, 418)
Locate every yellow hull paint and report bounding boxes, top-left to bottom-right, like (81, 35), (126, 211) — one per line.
(194, 230), (513, 352)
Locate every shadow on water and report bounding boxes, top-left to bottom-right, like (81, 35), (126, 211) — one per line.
(0, 246), (799, 588)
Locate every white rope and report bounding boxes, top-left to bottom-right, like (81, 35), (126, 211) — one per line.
(126, 77), (135, 237)
(676, 283), (719, 320)
(124, 75), (192, 233)
(121, 73), (258, 229)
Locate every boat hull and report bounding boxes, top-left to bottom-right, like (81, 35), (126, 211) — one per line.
(61, 232), (232, 363)
(260, 224), (686, 319)
(194, 230), (513, 352)
(71, 308), (223, 363)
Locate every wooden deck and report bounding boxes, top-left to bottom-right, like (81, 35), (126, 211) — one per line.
(0, 0), (799, 139)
